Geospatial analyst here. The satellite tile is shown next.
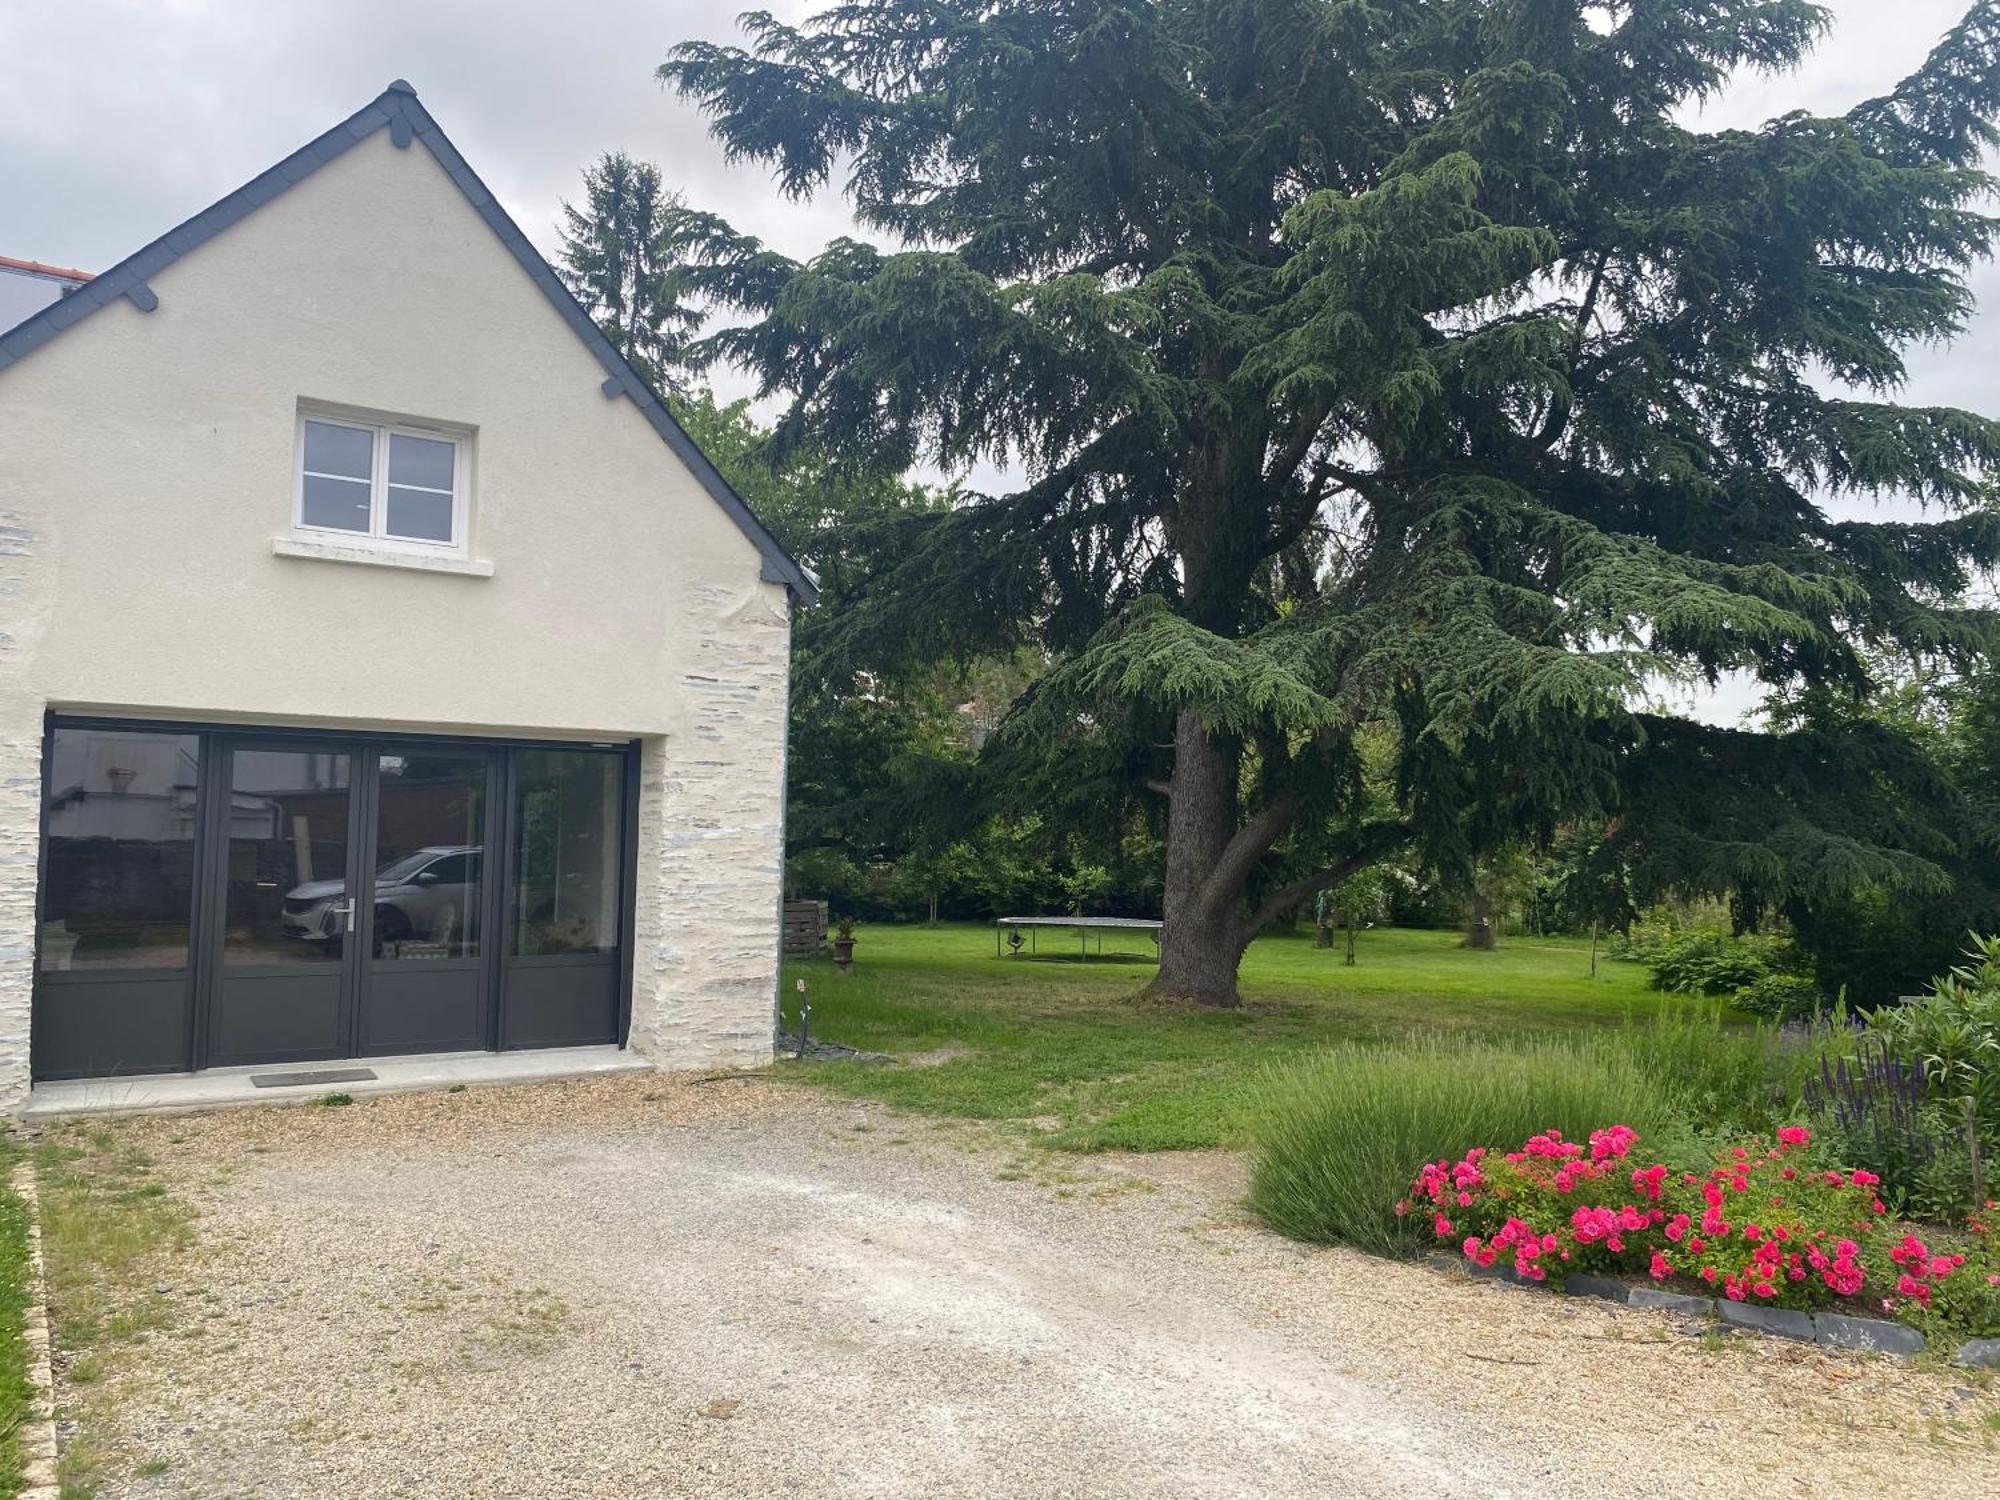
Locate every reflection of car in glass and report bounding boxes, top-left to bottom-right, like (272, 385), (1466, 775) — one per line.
(282, 846), (481, 953)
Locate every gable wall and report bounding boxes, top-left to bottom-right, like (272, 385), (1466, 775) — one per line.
(0, 127), (791, 1101)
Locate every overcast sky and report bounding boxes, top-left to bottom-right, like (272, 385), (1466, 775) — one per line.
(2, 1), (1992, 721)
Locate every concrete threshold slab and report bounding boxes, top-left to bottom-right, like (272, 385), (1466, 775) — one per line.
(21, 1045), (654, 1121)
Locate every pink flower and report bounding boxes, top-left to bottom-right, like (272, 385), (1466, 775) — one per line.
(1776, 1125), (1810, 1148)
(1649, 1252), (1672, 1281)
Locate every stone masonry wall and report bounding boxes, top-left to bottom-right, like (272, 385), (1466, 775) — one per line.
(628, 578), (793, 1071)
(0, 506), (52, 1111)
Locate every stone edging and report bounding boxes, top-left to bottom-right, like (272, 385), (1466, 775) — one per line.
(11, 1160), (60, 1500)
(1431, 1254), (1999, 1367)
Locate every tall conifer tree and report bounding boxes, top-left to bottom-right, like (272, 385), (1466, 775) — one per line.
(660, 2), (2000, 1004)
(557, 152), (701, 397)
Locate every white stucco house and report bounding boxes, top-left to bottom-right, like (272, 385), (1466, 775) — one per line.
(0, 81), (814, 1113)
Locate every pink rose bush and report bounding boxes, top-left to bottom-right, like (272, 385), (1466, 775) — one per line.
(1400, 1124), (1992, 1326)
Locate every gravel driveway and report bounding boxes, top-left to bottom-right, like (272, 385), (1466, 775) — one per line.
(44, 1074), (2000, 1499)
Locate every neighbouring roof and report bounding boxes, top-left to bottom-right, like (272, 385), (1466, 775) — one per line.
(0, 81), (817, 604)
(0, 255), (92, 332)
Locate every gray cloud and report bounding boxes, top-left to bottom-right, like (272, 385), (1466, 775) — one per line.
(0, 0), (855, 273)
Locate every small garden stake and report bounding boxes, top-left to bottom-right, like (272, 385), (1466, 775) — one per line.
(1969, 1095), (1985, 1213)
(795, 977), (810, 1058)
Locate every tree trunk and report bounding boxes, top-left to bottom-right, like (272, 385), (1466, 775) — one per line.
(1464, 888), (1497, 950)
(1145, 711), (1247, 1007)
(1345, 917), (1357, 966)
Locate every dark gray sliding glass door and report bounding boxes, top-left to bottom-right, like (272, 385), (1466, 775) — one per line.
(359, 747), (495, 1055)
(32, 726), (203, 1079)
(33, 718), (637, 1080)
(205, 742), (359, 1068)
(500, 749), (625, 1048)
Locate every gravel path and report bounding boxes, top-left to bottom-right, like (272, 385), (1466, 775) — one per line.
(45, 1074), (2000, 1499)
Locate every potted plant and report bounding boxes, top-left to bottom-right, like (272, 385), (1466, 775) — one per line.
(832, 916), (857, 970)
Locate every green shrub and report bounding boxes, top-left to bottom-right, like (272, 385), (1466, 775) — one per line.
(1732, 972), (1825, 1023)
(1649, 930), (1789, 995)
(1247, 1037), (1671, 1254)
(1801, 933), (2000, 1218)
(1799, 1029), (1971, 1218)
(1864, 933), (2000, 1139)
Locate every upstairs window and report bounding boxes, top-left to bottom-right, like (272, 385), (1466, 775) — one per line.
(295, 412), (467, 551)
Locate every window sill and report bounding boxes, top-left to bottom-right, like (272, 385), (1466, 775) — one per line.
(271, 536), (494, 577)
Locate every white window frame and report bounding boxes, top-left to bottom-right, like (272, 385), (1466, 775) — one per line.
(291, 409), (471, 559)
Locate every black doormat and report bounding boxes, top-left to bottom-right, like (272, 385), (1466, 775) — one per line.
(248, 1067), (379, 1089)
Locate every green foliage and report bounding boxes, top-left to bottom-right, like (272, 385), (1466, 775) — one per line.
(1618, 919), (1799, 996)
(654, 1), (2000, 980)
(1246, 1037), (1672, 1254)
(1316, 864), (1400, 929)
(1865, 932), (2000, 1138)
(1616, 1005), (1805, 1134)
(555, 152), (702, 397)
(1794, 934), (1999, 1217)
(0, 1146), (31, 1498)
(1733, 972), (1827, 1023)
(1760, 662), (2000, 1004)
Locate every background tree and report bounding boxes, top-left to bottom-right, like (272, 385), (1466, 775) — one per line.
(556, 152), (702, 396)
(660, 2), (2000, 1005)
(1318, 865), (1399, 966)
(1756, 659), (2000, 1002)
(672, 392), (980, 896)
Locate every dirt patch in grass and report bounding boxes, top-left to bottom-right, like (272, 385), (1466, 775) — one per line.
(31, 1127), (195, 1497)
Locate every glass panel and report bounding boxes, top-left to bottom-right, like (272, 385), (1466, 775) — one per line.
(373, 752), (485, 960)
(513, 751), (622, 956)
(301, 474), (371, 532)
(223, 748), (352, 966)
(385, 486), (453, 542)
(303, 420), (373, 480)
(40, 728), (201, 971)
(388, 432), (454, 491)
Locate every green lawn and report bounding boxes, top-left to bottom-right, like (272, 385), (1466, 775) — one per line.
(781, 923), (1669, 1152)
(0, 1139), (33, 1500)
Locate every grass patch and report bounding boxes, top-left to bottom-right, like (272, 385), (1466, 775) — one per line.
(34, 1128), (195, 1498)
(783, 923), (1673, 1151)
(0, 1136), (34, 1500)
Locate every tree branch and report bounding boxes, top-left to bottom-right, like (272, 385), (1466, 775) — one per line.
(1195, 792), (1301, 923)
(1531, 249), (1610, 453)
(1265, 406), (1330, 489)
(1244, 821), (1417, 934)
